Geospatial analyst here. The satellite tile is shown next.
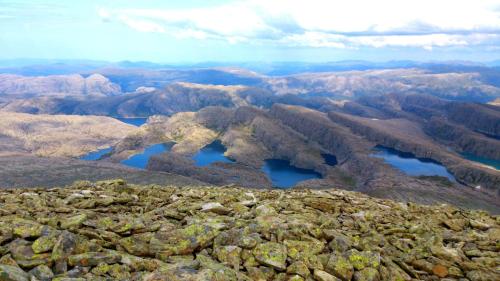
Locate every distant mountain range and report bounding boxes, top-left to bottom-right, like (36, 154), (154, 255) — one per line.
(1, 59), (499, 76)
(1, 66), (499, 117)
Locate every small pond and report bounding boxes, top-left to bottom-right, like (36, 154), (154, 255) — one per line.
(192, 140), (234, 167)
(116, 117), (148, 127)
(121, 142), (174, 169)
(371, 146), (456, 181)
(461, 153), (500, 170)
(322, 153), (338, 166)
(262, 159), (322, 188)
(79, 147), (113, 161)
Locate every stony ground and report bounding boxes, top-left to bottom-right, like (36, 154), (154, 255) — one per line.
(0, 180), (498, 281)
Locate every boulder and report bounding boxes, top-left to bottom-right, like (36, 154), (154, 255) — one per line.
(253, 242), (288, 271)
(0, 264), (30, 281)
(67, 251), (121, 267)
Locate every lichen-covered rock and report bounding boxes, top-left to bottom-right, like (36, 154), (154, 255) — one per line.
(119, 234), (151, 256)
(10, 219), (46, 239)
(201, 202), (231, 215)
(0, 180), (498, 280)
(430, 244), (462, 263)
(67, 251), (121, 267)
(353, 267), (379, 281)
(60, 214), (87, 230)
(253, 242), (288, 271)
(238, 235), (258, 249)
(0, 264), (30, 281)
(215, 245), (242, 270)
(346, 249), (380, 270)
(7, 239), (50, 270)
(150, 223), (219, 257)
(314, 269), (341, 281)
(286, 260), (310, 277)
(284, 239), (325, 260)
(246, 266), (275, 280)
(0, 255), (18, 268)
(32, 235), (58, 254)
(107, 264), (131, 280)
(288, 275), (305, 281)
(442, 218), (467, 231)
(51, 231), (77, 262)
(51, 278), (86, 281)
(325, 254), (354, 281)
(29, 264), (54, 281)
(326, 231), (352, 253)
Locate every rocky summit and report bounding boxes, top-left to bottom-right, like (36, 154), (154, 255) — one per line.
(0, 180), (499, 281)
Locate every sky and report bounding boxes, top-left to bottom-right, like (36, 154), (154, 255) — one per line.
(1, 0), (500, 63)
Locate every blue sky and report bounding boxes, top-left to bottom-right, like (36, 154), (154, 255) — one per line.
(1, 0), (500, 63)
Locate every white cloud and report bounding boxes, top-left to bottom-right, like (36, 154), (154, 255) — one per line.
(281, 33), (500, 50)
(283, 32), (347, 48)
(98, 0), (500, 49)
(349, 34), (470, 49)
(97, 8), (111, 21)
(119, 16), (165, 33)
(174, 29), (210, 40)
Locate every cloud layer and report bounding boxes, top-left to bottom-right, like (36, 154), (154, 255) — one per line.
(101, 0), (500, 49)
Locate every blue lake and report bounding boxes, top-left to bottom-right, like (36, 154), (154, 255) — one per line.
(461, 153), (500, 170)
(193, 140), (234, 167)
(262, 159), (322, 188)
(371, 146), (456, 181)
(79, 147), (113, 161)
(116, 117), (148, 127)
(121, 142), (174, 169)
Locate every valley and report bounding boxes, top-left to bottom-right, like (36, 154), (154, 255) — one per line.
(0, 62), (499, 214)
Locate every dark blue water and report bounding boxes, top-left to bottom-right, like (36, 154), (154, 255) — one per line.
(371, 146), (456, 181)
(121, 142), (174, 169)
(192, 140), (234, 167)
(322, 153), (338, 166)
(262, 159), (322, 188)
(116, 118), (148, 127)
(461, 153), (500, 170)
(79, 147), (113, 161)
